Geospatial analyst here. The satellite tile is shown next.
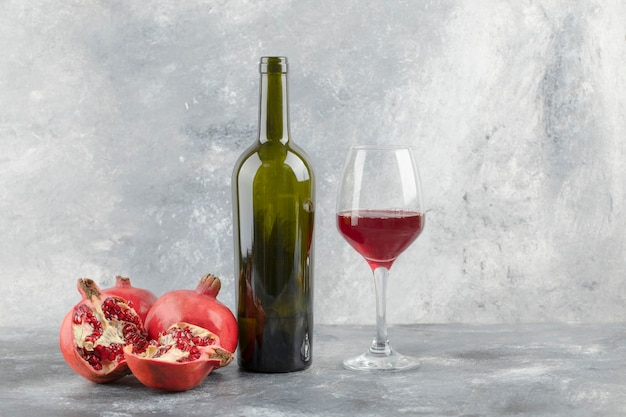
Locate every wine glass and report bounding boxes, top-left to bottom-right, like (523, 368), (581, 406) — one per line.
(336, 145), (424, 371)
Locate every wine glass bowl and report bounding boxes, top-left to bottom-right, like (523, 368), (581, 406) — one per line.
(336, 145), (424, 371)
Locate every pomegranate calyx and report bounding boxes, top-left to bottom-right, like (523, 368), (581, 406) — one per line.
(195, 273), (221, 298)
(77, 278), (102, 301)
(114, 276), (132, 287)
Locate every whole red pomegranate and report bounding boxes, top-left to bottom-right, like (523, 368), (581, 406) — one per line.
(144, 274), (238, 354)
(59, 278), (149, 383)
(102, 276), (157, 323)
(124, 322), (233, 392)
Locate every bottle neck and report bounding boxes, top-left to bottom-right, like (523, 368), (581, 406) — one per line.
(258, 69), (290, 145)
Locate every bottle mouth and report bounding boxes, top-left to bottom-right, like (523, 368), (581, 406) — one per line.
(260, 56), (288, 74)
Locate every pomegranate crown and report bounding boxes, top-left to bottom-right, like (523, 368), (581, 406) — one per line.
(195, 273), (221, 297)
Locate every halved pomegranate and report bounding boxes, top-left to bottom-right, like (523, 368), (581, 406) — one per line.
(59, 278), (149, 383)
(124, 322), (233, 392)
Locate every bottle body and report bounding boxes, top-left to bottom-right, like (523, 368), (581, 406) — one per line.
(232, 57), (314, 372)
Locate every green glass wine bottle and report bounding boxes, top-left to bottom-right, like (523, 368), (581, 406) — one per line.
(232, 57), (314, 372)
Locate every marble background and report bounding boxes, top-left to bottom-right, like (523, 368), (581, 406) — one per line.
(1, 0), (625, 328)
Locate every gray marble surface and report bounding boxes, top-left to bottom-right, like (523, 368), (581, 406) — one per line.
(1, 324), (625, 416)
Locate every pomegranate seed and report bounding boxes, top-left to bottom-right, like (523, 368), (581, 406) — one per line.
(153, 346), (171, 358)
(93, 345), (105, 357)
(72, 305), (89, 323)
(79, 348), (104, 371)
(107, 345), (119, 361)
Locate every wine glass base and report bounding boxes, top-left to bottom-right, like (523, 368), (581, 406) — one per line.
(343, 349), (420, 372)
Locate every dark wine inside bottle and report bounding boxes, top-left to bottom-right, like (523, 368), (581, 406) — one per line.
(233, 57), (314, 372)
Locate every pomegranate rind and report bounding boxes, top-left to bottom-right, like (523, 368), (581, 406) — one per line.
(124, 345), (220, 391)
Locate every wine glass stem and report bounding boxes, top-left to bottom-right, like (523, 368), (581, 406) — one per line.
(370, 266), (391, 355)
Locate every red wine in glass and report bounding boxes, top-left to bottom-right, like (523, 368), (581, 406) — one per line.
(337, 209), (424, 270)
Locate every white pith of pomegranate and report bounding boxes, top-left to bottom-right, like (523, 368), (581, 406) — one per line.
(142, 323), (230, 364)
